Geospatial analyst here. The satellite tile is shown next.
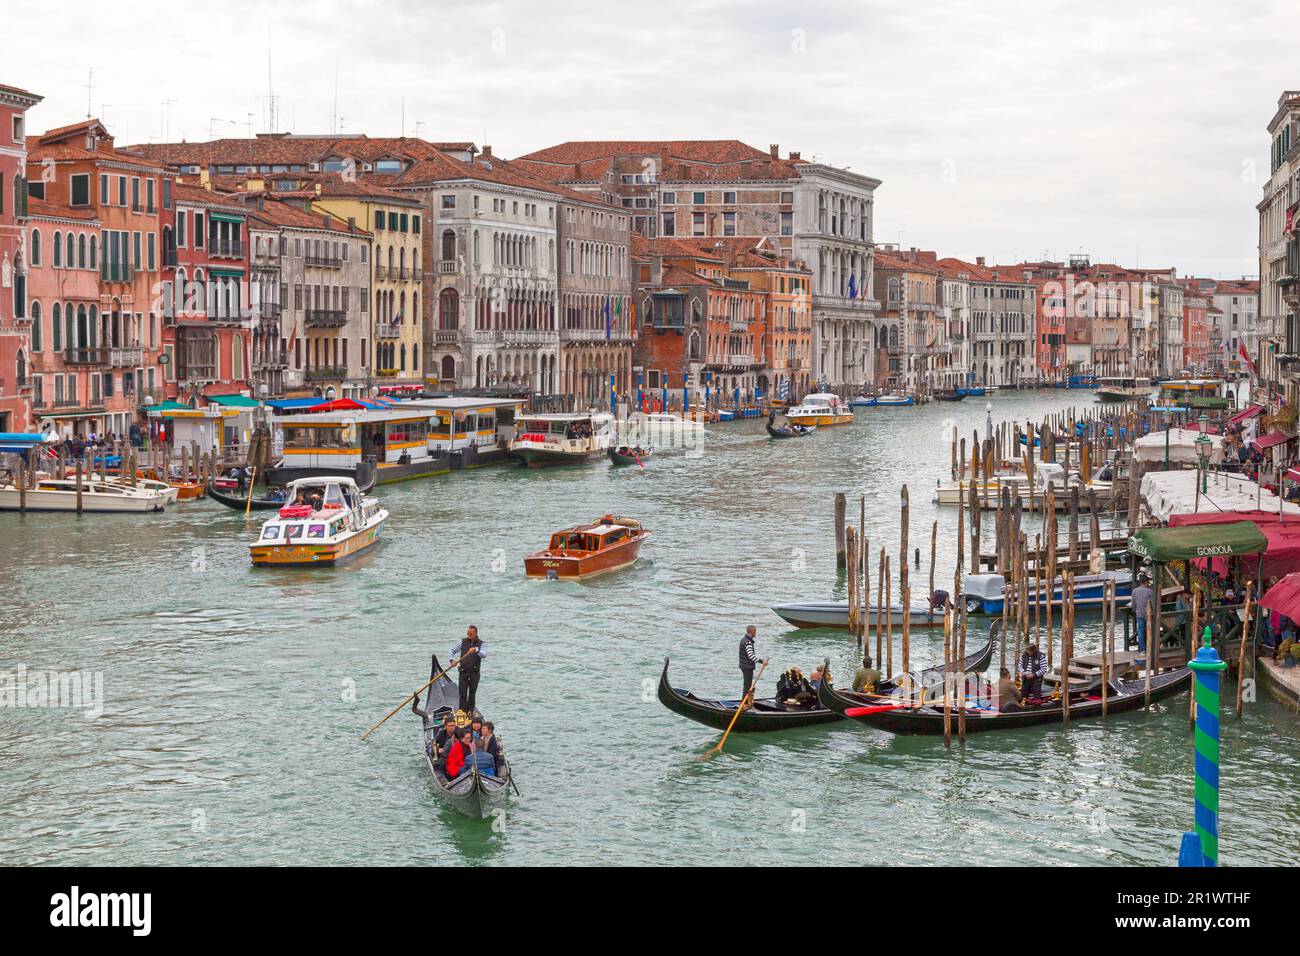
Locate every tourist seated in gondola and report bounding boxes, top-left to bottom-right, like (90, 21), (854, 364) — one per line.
(469, 715), (485, 740)
(776, 667), (812, 704)
(996, 667), (1023, 712)
(465, 739), (496, 778)
(852, 654), (880, 693)
(480, 721), (501, 774)
(444, 728), (474, 779)
(1018, 643), (1047, 700)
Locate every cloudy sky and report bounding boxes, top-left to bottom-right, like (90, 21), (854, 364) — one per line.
(9, 0), (1295, 277)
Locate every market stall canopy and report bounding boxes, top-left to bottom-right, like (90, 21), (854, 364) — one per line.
(1140, 470), (1300, 521)
(1259, 572), (1300, 623)
(308, 398), (369, 412)
(1251, 430), (1293, 451)
(144, 400), (193, 415)
(1169, 511), (1300, 579)
(1128, 521), (1267, 562)
(206, 394), (261, 409)
(0, 432), (57, 453)
(1228, 404), (1263, 426)
(1133, 428), (1224, 465)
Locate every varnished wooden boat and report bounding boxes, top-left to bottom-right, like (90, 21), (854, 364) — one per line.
(608, 446), (652, 467)
(206, 471), (375, 512)
(524, 515), (650, 579)
(817, 662), (1191, 735)
(766, 422), (816, 439)
(417, 654), (512, 819)
(658, 631), (995, 733)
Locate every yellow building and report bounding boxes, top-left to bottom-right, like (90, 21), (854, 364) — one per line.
(310, 181), (426, 394)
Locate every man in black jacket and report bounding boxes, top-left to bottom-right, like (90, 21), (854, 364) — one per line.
(739, 625), (767, 697)
(452, 625), (485, 714)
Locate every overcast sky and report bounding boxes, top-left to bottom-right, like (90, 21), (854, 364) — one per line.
(10, 0), (1295, 277)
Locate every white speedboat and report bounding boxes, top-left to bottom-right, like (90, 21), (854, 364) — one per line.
(786, 393), (854, 427)
(250, 477), (387, 566)
(0, 476), (171, 512)
(620, 410), (704, 450)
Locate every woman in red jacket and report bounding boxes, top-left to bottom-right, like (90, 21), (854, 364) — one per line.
(444, 728), (473, 779)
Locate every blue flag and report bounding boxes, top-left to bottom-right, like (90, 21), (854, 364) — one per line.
(848, 272), (857, 300)
(604, 297), (611, 340)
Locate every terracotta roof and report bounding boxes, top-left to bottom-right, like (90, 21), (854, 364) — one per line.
(393, 151), (612, 206)
(125, 134), (462, 170)
(875, 251), (939, 275)
(241, 197), (370, 236)
(26, 196), (99, 222)
(658, 236), (807, 271)
(519, 140), (775, 166)
(172, 181), (249, 213)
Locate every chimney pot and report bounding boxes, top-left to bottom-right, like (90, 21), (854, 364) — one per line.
(789, 151), (801, 162)
(976, 256), (986, 267)
(481, 145), (493, 160)
(769, 144), (779, 158)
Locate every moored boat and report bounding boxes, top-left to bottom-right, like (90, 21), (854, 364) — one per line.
(786, 393), (854, 427)
(771, 599), (949, 630)
(248, 476), (387, 566)
(933, 389), (965, 402)
(417, 655), (512, 819)
(0, 475), (172, 513)
(960, 570), (1133, 615)
(1094, 376), (1153, 402)
(865, 394), (915, 407)
(818, 664), (1191, 735)
(658, 632), (995, 733)
(509, 412), (615, 467)
(524, 515), (650, 579)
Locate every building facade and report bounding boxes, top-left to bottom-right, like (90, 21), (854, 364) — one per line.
(1259, 91), (1300, 401)
(0, 82), (40, 432)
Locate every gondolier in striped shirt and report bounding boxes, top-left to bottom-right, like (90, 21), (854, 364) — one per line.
(1018, 643), (1047, 699)
(738, 625), (767, 697)
(452, 625), (485, 714)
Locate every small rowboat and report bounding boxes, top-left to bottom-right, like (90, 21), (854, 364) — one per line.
(524, 515), (651, 579)
(417, 655), (512, 819)
(818, 663), (1191, 735)
(771, 599), (948, 630)
(658, 632), (995, 733)
(608, 446), (652, 467)
(766, 422), (816, 439)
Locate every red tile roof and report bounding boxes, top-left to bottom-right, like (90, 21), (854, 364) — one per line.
(125, 134), (463, 170)
(26, 196), (99, 222)
(242, 197), (369, 235)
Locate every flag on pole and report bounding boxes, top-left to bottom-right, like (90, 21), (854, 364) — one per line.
(848, 273), (857, 300)
(604, 297), (611, 340)
(1239, 341), (1257, 378)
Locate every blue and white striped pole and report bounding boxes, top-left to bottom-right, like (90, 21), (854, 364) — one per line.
(1180, 626), (1228, 866)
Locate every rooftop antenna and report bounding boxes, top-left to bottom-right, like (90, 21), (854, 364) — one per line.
(84, 69), (94, 119)
(160, 99), (177, 143)
(332, 60), (339, 135)
(401, 96), (405, 137)
(267, 44), (278, 134)
(414, 120), (425, 139)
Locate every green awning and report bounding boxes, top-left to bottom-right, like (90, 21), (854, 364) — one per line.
(210, 268), (244, 278)
(144, 400), (192, 412)
(1185, 396), (1228, 409)
(207, 394), (260, 408)
(209, 213), (244, 224)
(1128, 522), (1267, 562)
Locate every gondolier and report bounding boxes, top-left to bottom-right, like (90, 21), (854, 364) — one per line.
(452, 625), (485, 714)
(739, 625), (767, 696)
(1019, 643), (1047, 699)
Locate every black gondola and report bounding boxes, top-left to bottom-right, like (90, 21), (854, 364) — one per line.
(933, 389), (965, 402)
(416, 655), (512, 819)
(765, 422), (817, 439)
(817, 662), (1191, 735)
(658, 631), (995, 733)
(608, 446), (652, 467)
(205, 470), (376, 511)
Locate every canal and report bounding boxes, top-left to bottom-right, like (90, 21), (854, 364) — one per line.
(2, 388), (1296, 865)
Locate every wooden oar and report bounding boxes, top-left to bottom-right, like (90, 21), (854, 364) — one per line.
(244, 466), (257, 516)
(359, 654), (468, 741)
(703, 659), (768, 758)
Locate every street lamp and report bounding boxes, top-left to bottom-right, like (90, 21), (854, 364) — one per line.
(985, 402), (993, 442)
(1195, 412), (1212, 495)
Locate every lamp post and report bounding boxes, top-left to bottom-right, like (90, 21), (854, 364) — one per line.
(985, 402), (993, 442)
(1196, 412), (1211, 495)
(142, 394), (154, 451)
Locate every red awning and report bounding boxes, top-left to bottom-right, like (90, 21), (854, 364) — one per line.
(1261, 572), (1300, 622)
(308, 398), (368, 412)
(1229, 404), (1263, 426)
(1287, 467), (1300, 483)
(1252, 431), (1294, 451)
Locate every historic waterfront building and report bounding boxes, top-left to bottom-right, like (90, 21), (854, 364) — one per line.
(556, 196), (633, 408)
(163, 182), (252, 405)
(392, 146), (564, 394)
(873, 249), (942, 392)
(26, 119), (170, 429)
(243, 198), (372, 399)
(1258, 91), (1300, 402)
(514, 140), (880, 391)
(0, 81), (40, 432)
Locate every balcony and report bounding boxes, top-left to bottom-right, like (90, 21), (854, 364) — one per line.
(255, 302), (282, 320)
(305, 309), (347, 329)
(374, 265), (388, 280)
(728, 318), (748, 332)
(410, 268), (423, 282)
(304, 365), (347, 382)
(439, 260), (457, 275)
(375, 322), (402, 339)
(728, 354), (754, 366)
(109, 347), (143, 367)
(560, 327), (627, 343)
(399, 267), (410, 281)
(209, 238), (244, 260)
(433, 330), (460, 345)
(64, 348), (108, 365)
(470, 329), (558, 347)
(253, 350), (288, 370)
(305, 254), (343, 269)
(163, 247), (178, 267)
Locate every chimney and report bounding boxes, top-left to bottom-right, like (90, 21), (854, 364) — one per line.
(769, 144), (779, 158)
(659, 144), (670, 170)
(347, 217), (356, 230)
(976, 256), (986, 267)
(789, 151), (801, 162)
(322, 212), (331, 229)
(908, 246), (917, 262)
(481, 145), (493, 161)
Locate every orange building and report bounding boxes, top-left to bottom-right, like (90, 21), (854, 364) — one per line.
(1182, 285), (1211, 371)
(27, 119), (171, 435)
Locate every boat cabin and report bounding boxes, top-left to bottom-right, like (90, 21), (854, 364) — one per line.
(257, 478), (364, 544)
(516, 413), (615, 444)
(549, 522), (634, 554)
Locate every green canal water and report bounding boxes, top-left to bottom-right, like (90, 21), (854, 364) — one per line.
(2, 389), (1297, 866)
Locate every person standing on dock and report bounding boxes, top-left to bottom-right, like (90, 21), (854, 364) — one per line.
(452, 625), (485, 714)
(739, 625), (766, 697)
(1018, 643), (1047, 699)
(1131, 574), (1154, 653)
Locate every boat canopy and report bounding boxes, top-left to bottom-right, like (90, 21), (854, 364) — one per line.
(1127, 522), (1267, 563)
(0, 432), (56, 453)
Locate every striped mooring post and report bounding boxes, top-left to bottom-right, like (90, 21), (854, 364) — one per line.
(1179, 626), (1228, 867)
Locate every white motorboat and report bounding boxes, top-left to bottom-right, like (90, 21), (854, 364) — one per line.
(509, 413), (616, 467)
(250, 477), (388, 566)
(786, 393), (854, 427)
(0, 476), (171, 512)
(771, 600), (946, 630)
